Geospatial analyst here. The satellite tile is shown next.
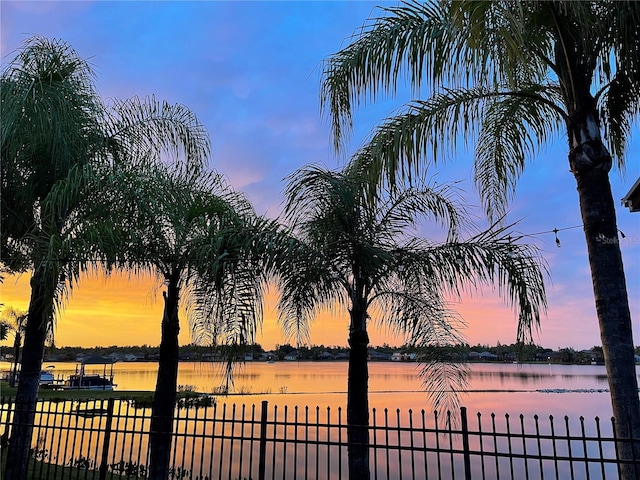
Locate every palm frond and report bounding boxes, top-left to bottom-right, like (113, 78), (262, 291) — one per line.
(347, 84), (565, 219)
(475, 86), (564, 219)
(369, 273), (470, 415)
(320, 0), (451, 150)
(321, 0), (557, 151)
(418, 357), (469, 417)
(411, 227), (548, 343)
(375, 181), (467, 243)
(178, 178), (286, 355)
(105, 95), (210, 172)
(449, 1), (554, 86)
(1, 36), (105, 265)
(597, 2), (640, 170)
(275, 241), (347, 345)
(190, 262), (263, 349)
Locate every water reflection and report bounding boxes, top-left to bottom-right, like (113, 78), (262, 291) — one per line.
(2, 361), (631, 420)
(469, 364), (610, 386)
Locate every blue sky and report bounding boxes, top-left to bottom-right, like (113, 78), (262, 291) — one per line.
(1, 1), (639, 350)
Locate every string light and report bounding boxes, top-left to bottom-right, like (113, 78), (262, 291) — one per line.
(526, 224), (583, 238)
(523, 224), (627, 248)
(521, 224), (583, 248)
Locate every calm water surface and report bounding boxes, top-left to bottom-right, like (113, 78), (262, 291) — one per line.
(2, 360), (631, 479)
(7, 360), (626, 420)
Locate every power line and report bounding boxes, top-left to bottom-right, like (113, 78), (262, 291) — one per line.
(525, 225), (583, 237)
(522, 224), (584, 248)
(521, 224), (627, 248)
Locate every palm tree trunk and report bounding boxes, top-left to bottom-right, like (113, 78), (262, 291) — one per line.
(148, 284), (181, 480)
(553, 10), (640, 471)
(347, 303), (370, 480)
(4, 270), (51, 480)
(9, 331), (22, 388)
(569, 118), (640, 479)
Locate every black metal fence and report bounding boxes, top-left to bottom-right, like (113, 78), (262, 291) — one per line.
(1, 397), (638, 479)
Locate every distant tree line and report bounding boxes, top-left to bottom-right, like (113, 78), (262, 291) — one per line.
(14, 341), (629, 365)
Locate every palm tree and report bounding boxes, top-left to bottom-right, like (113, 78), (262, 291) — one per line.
(2, 37), (106, 480)
(1, 36), (209, 480)
(0, 306), (28, 387)
(320, 2), (640, 473)
(278, 164), (547, 480)
(109, 163), (274, 480)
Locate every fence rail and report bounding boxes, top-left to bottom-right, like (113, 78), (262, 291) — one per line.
(1, 397), (638, 479)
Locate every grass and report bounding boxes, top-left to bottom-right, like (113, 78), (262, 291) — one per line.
(0, 381), (156, 403)
(0, 382), (213, 408)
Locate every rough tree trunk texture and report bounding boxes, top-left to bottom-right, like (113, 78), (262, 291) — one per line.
(347, 302), (371, 480)
(148, 283), (181, 480)
(4, 270), (50, 480)
(569, 111), (640, 479)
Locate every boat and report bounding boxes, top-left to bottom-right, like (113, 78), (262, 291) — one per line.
(63, 356), (116, 391)
(39, 365), (56, 385)
(4, 366), (57, 386)
(64, 373), (115, 390)
(39, 371), (55, 385)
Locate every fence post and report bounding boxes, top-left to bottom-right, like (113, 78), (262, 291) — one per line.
(460, 406), (472, 480)
(258, 400), (268, 480)
(99, 398), (115, 480)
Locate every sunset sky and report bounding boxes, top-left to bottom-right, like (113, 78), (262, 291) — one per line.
(1, 1), (638, 351)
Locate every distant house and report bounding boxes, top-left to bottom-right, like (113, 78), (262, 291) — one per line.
(201, 353), (221, 362)
(284, 351), (299, 361)
(317, 351), (334, 360)
(391, 352), (404, 362)
(77, 355), (114, 365)
(580, 349), (603, 364)
(368, 350), (392, 361)
(479, 352), (498, 361)
(124, 354), (142, 362)
(468, 351), (498, 361)
(107, 352), (142, 362)
(503, 351), (517, 362)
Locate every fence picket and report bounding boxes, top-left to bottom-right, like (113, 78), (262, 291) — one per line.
(98, 398), (114, 480)
(259, 400), (268, 480)
(460, 407), (471, 480)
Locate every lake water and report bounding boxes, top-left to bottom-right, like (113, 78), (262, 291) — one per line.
(3, 360), (623, 421)
(2, 360), (631, 479)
